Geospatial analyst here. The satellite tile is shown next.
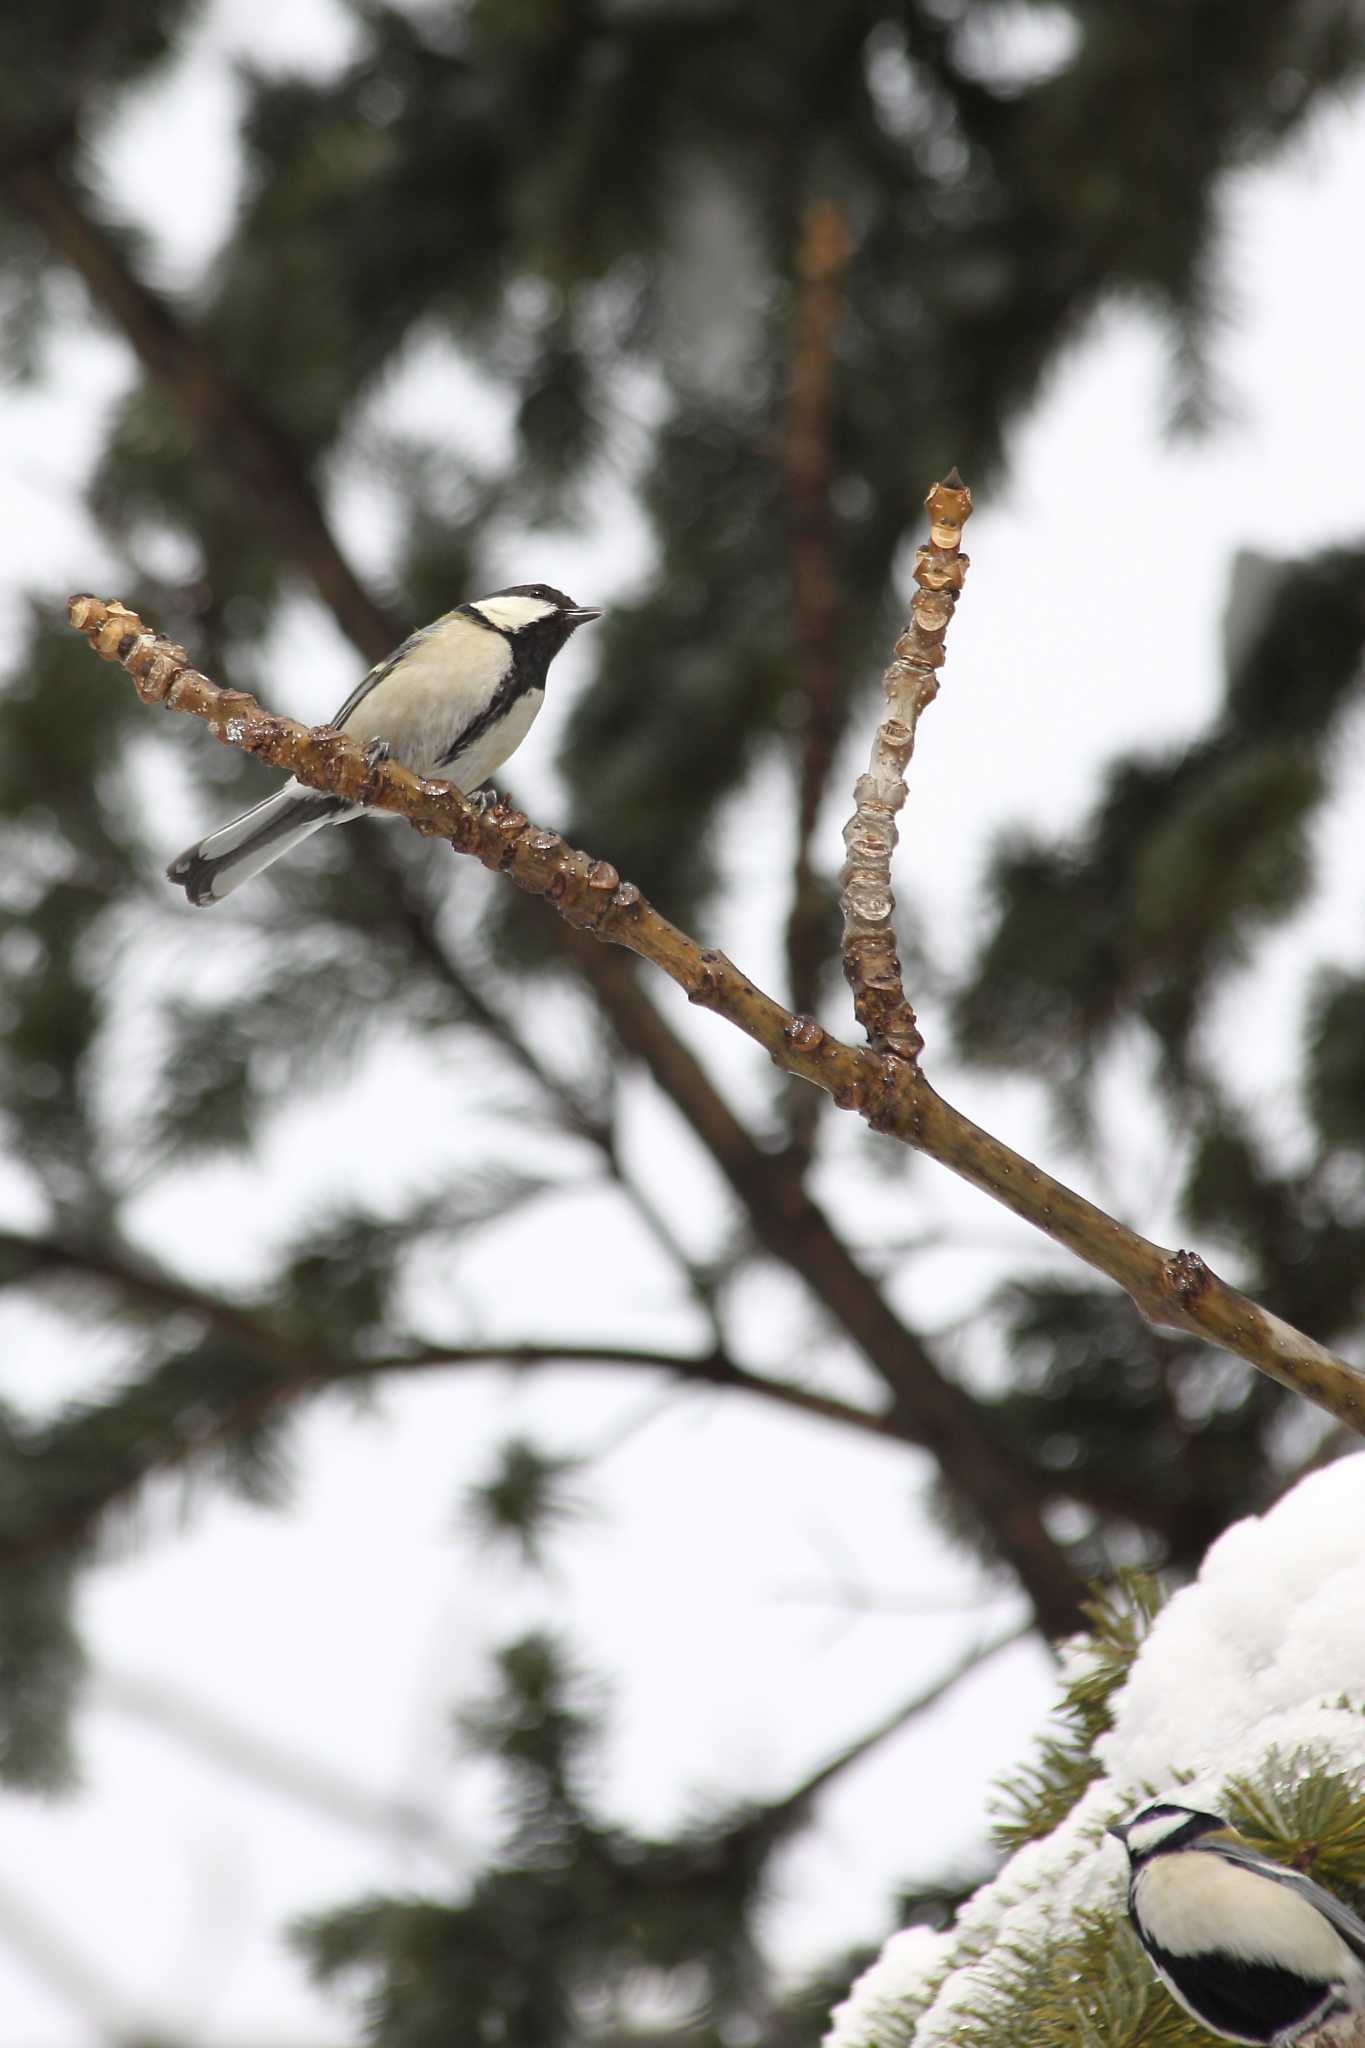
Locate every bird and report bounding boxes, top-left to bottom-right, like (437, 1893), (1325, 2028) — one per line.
(1109, 1800), (1365, 2046)
(166, 583), (601, 905)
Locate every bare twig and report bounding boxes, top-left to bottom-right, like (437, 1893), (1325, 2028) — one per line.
(840, 471), (972, 1058)
(64, 590), (1365, 1465)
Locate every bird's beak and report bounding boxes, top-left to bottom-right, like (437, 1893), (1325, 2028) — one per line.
(567, 606), (603, 625)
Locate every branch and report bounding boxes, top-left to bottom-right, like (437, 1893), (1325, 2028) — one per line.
(64, 588), (1365, 1469)
(0, 1224), (904, 1567)
(363, 844), (730, 1342)
(18, 167), (1086, 1630)
(840, 471), (972, 1058)
(1, 153), (399, 662)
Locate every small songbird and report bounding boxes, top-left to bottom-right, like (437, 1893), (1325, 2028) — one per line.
(166, 584), (601, 905)
(1109, 1801), (1365, 2046)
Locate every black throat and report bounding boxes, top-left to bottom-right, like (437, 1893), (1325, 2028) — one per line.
(438, 611), (572, 771)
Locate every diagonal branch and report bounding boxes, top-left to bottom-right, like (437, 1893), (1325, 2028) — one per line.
(1, 152), (399, 661)
(65, 591), (1365, 1473)
(13, 171), (1079, 1626)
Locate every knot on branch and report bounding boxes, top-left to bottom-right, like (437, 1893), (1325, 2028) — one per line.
(786, 1014), (827, 1054)
(925, 471), (973, 552)
(1165, 1248), (1212, 1308)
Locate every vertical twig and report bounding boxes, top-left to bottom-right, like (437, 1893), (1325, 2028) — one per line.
(839, 472), (973, 1059)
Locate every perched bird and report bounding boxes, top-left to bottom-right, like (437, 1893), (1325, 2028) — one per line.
(1109, 1800), (1365, 2046)
(166, 584), (600, 905)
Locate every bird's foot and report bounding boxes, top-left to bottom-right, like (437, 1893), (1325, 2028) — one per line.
(467, 787), (500, 816)
(359, 736), (392, 804)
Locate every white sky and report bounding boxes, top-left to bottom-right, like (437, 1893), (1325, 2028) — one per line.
(3, 4), (1365, 2042)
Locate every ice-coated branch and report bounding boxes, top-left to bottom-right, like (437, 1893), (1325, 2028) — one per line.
(67, 597), (1365, 1467)
(840, 471), (972, 1059)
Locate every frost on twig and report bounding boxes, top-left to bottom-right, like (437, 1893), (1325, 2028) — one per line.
(839, 471), (972, 1058)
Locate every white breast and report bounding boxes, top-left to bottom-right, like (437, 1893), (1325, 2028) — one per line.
(338, 622), (514, 774)
(1137, 1856), (1362, 1980)
(448, 685), (545, 791)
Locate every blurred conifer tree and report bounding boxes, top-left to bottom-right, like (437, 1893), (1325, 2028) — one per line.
(2, 1), (1365, 2040)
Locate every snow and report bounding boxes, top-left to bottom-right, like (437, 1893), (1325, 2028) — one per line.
(826, 1453), (1365, 2046)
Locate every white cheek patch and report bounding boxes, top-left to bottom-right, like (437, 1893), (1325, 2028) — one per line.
(470, 593), (559, 633)
(1125, 1815), (1192, 1860)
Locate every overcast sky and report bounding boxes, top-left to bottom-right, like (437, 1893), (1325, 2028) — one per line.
(3, 5), (1365, 2043)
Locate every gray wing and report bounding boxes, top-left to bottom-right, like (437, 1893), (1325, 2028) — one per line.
(328, 619), (447, 728)
(1202, 1841), (1365, 1963)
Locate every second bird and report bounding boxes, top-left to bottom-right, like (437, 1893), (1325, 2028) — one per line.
(166, 583), (601, 906)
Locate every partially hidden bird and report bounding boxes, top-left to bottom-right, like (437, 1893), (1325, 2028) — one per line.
(1110, 1800), (1365, 2046)
(166, 583), (600, 905)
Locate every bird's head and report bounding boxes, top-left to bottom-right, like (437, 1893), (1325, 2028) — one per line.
(1107, 1802), (1244, 1867)
(467, 584), (602, 642)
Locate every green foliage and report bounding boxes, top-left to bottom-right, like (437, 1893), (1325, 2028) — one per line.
(954, 536), (1365, 1097)
(1180, 1098), (1365, 1344)
(943, 1905), (1199, 2048)
(954, 734), (1325, 1088)
(295, 1628), (786, 2045)
(841, 1599), (1365, 2048)
(1307, 969), (1365, 1154)
(931, 1755), (1365, 2048)
(24, 0), (1358, 933)
(0, 1399), (85, 1788)
(990, 1279), (1285, 1575)
(0, 0), (194, 139)
(4, 0), (1365, 2036)
(992, 1572), (1163, 1853)
(1225, 1750), (1365, 1912)
(464, 1434), (589, 1565)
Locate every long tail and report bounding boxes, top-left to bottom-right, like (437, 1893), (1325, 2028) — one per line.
(166, 785), (354, 905)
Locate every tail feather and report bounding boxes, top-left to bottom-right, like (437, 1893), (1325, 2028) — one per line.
(167, 786), (353, 905)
